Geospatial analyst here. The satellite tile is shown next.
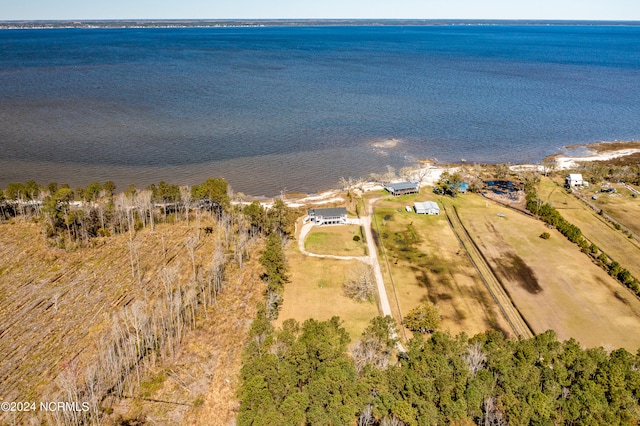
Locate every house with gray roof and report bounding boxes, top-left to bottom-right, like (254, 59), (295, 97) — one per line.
(385, 181), (420, 196)
(307, 207), (348, 225)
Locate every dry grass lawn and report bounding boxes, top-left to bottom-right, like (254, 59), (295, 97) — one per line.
(278, 238), (379, 341)
(454, 193), (640, 351)
(304, 224), (366, 256)
(578, 182), (640, 239)
(538, 178), (640, 279)
(370, 191), (511, 339)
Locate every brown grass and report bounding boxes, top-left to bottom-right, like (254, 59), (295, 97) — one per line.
(454, 193), (640, 351)
(577, 182), (640, 237)
(370, 191), (511, 339)
(538, 178), (640, 279)
(278, 234), (378, 341)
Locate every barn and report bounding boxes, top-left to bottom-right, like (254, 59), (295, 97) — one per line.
(414, 201), (440, 215)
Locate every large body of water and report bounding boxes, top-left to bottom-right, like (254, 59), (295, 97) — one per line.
(1, 24), (640, 196)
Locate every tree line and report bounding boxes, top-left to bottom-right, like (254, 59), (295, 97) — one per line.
(0, 178), (233, 246)
(524, 181), (640, 297)
(239, 314), (640, 425)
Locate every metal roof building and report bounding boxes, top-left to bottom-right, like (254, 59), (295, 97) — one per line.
(385, 181), (420, 196)
(414, 201), (440, 215)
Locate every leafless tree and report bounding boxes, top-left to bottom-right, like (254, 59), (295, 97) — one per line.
(381, 415), (406, 426)
(483, 396), (508, 426)
(358, 404), (375, 426)
(180, 185), (192, 225)
(352, 336), (393, 374)
(343, 265), (375, 302)
(462, 342), (487, 378)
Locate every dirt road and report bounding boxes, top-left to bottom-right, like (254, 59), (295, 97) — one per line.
(442, 202), (533, 339)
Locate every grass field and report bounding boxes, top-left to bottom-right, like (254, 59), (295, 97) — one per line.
(454, 192), (640, 351)
(278, 232), (378, 341)
(304, 224), (366, 256)
(370, 191), (511, 339)
(578, 182), (640, 238)
(537, 177), (640, 280)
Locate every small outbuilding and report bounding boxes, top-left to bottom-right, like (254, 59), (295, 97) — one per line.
(307, 207), (348, 225)
(566, 174), (584, 187)
(414, 201), (440, 215)
(385, 181), (420, 196)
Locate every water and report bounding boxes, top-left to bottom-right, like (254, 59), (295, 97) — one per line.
(1, 24), (640, 196)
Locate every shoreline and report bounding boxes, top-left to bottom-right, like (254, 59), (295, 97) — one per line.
(2, 141), (638, 210)
(275, 141), (640, 209)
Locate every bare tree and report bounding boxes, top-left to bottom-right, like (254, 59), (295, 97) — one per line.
(381, 415), (406, 426)
(180, 185), (192, 225)
(483, 396), (508, 426)
(462, 342), (487, 378)
(352, 336), (393, 374)
(358, 404), (375, 426)
(343, 265), (375, 302)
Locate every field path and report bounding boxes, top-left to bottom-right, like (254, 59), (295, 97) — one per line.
(442, 201), (534, 339)
(297, 205), (405, 350)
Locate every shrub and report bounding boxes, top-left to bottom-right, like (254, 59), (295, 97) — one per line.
(353, 235), (361, 242)
(539, 232), (551, 240)
(402, 302), (441, 333)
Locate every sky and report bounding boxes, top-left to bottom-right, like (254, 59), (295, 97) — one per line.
(2, 0), (640, 21)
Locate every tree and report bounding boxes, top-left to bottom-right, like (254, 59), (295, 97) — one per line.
(268, 199), (294, 236)
(244, 201), (268, 235)
(352, 316), (397, 373)
(83, 181), (103, 202)
(343, 265), (375, 302)
(402, 302), (441, 333)
(192, 177), (230, 210)
(434, 171), (463, 197)
(103, 181), (116, 197)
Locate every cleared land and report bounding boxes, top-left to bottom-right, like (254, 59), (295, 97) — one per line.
(304, 224), (366, 256)
(442, 201), (532, 339)
(278, 228), (378, 340)
(0, 218), (263, 424)
(538, 178), (640, 280)
(370, 191), (511, 339)
(454, 193), (640, 351)
(574, 181), (640, 239)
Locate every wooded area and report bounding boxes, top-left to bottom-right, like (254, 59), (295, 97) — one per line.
(239, 314), (640, 425)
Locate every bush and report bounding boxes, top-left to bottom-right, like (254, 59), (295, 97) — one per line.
(539, 232), (551, 240)
(402, 302), (441, 333)
(353, 235), (361, 242)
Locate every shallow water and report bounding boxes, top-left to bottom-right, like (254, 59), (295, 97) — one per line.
(1, 25), (640, 195)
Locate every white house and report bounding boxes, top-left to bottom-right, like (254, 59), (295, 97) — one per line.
(566, 174), (584, 187)
(307, 207), (348, 225)
(414, 201), (440, 215)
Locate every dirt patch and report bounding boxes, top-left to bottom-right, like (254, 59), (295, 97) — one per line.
(494, 252), (542, 294)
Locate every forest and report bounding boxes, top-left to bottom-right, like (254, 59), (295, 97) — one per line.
(239, 313), (640, 425)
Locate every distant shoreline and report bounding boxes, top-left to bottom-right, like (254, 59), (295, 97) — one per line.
(1, 19), (640, 30)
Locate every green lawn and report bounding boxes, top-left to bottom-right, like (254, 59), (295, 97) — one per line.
(304, 224), (366, 256)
